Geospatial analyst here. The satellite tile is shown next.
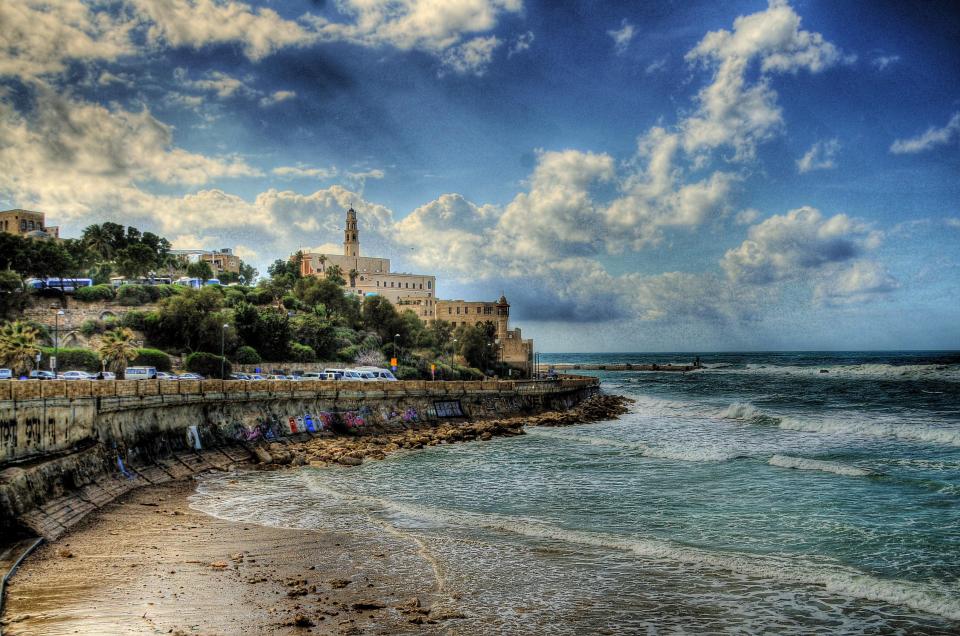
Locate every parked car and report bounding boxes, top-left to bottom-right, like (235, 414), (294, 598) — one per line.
(0, 369), (12, 380)
(341, 370), (366, 381)
(177, 373), (204, 380)
(322, 368), (345, 380)
(125, 366), (157, 380)
(156, 371), (178, 380)
(60, 370), (92, 380)
(29, 370), (56, 380)
(229, 372), (250, 380)
(100, 371), (116, 380)
(354, 366), (398, 381)
(299, 371), (323, 379)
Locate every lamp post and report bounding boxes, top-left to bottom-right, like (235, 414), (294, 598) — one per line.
(220, 323), (229, 379)
(53, 309), (64, 377)
(393, 333), (400, 360)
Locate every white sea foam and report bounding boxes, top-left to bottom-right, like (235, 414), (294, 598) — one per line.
(769, 454), (876, 477)
(304, 483), (960, 622)
(719, 401), (767, 421)
(715, 363), (960, 382)
(777, 416), (960, 447)
(526, 429), (745, 462)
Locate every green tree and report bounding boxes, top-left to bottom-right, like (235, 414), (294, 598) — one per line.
(186, 260), (215, 281)
(348, 268), (359, 287)
(361, 295), (404, 350)
(0, 321), (41, 376)
(0, 271), (30, 319)
(290, 312), (337, 360)
(239, 262), (258, 284)
(325, 264), (345, 286)
(458, 321), (498, 372)
(99, 328), (139, 378)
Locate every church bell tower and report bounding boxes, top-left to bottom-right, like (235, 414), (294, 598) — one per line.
(343, 207), (360, 257)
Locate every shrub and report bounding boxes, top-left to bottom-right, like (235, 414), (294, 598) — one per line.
(79, 318), (106, 337)
(40, 347), (101, 373)
(116, 284), (152, 306)
(132, 348), (171, 372)
(289, 342), (316, 362)
(184, 351), (231, 379)
(224, 289), (246, 307)
(336, 344), (360, 362)
(235, 345), (261, 365)
(121, 310), (147, 330)
(281, 294), (302, 311)
(396, 364), (419, 380)
(154, 284), (180, 298)
(74, 284), (115, 302)
(245, 288), (273, 305)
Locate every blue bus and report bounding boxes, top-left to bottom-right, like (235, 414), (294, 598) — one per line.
(25, 278), (94, 293)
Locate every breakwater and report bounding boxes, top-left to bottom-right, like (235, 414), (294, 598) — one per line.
(0, 377), (599, 539)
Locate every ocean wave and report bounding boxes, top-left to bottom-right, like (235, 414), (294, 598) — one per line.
(768, 454), (876, 477)
(306, 484), (960, 622)
(526, 429), (746, 462)
(777, 417), (960, 447)
(713, 363), (960, 382)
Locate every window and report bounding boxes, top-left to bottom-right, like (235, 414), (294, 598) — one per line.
(484, 307), (493, 315)
(464, 307), (469, 314)
(456, 307), (461, 314)
(419, 283), (423, 289)
(20, 220), (27, 230)
(448, 307), (452, 314)
(427, 281), (432, 289)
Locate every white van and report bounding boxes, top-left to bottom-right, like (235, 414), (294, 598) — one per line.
(0, 369), (12, 380)
(125, 366), (157, 380)
(354, 366), (398, 381)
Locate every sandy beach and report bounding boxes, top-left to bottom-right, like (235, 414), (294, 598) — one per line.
(1, 479), (455, 635)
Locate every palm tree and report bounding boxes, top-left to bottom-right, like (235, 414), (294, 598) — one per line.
(0, 321), (41, 376)
(348, 268), (359, 288)
(99, 328), (139, 378)
(82, 224), (115, 262)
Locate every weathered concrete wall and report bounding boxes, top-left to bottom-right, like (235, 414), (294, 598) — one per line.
(0, 378), (597, 466)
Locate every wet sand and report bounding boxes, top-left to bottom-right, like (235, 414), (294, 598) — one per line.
(2, 479), (452, 635)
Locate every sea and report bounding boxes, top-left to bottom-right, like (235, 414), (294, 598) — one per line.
(190, 351), (960, 634)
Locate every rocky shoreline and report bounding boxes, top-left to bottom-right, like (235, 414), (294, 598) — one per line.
(253, 393), (633, 468)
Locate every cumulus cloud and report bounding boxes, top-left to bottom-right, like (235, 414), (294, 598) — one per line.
(797, 138), (839, 173)
(272, 165), (339, 180)
(0, 1), (137, 78)
(176, 69), (250, 98)
(608, 20), (635, 55)
(813, 260), (899, 306)
(890, 112), (960, 154)
(683, 0), (846, 160)
(1, 0), (523, 82)
(721, 206), (882, 285)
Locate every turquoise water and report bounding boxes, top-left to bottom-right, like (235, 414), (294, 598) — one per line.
(191, 352), (960, 634)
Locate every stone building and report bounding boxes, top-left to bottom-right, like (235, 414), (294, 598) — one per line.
(435, 296), (534, 375)
(0, 209), (59, 240)
(299, 208), (437, 320)
(168, 248), (241, 275)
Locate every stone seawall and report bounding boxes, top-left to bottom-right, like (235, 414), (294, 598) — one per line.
(0, 377), (599, 538)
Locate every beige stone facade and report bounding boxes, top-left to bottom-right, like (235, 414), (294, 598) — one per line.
(299, 208), (437, 320)
(169, 248), (241, 274)
(434, 296), (533, 374)
(0, 208), (59, 239)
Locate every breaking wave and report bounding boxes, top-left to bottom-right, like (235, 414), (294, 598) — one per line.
(713, 363), (960, 382)
(777, 417), (960, 448)
(769, 454), (876, 478)
(305, 483), (960, 622)
(526, 429), (747, 462)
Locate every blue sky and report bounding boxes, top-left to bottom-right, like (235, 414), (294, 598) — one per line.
(1, 0), (958, 352)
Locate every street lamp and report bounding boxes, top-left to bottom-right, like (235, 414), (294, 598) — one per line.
(53, 309), (64, 377)
(220, 323), (229, 378)
(393, 333), (400, 360)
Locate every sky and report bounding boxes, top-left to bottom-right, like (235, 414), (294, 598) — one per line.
(1, 0), (958, 352)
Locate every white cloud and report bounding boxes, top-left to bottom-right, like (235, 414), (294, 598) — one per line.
(797, 138), (839, 173)
(683, 0), (846, 160)
(259, 90), (296, 107)
(945, 218), (960, 229)
(440, 36), (501, 76)
(508, 31), (534, 58)
(871, 54), (900, 70)
(735, 208), (760, 225)
(272, 165), (338, 180)
(132, 0), (315, 61)
(813, 260), (899, 306)
(722, 206), (882, 285)
(890, 112), (960, 154)
(608, 20), (635, 55)
(176, 69), (250, 98)
(645, 57), (667, 74)
(0, 1), (137, 79)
